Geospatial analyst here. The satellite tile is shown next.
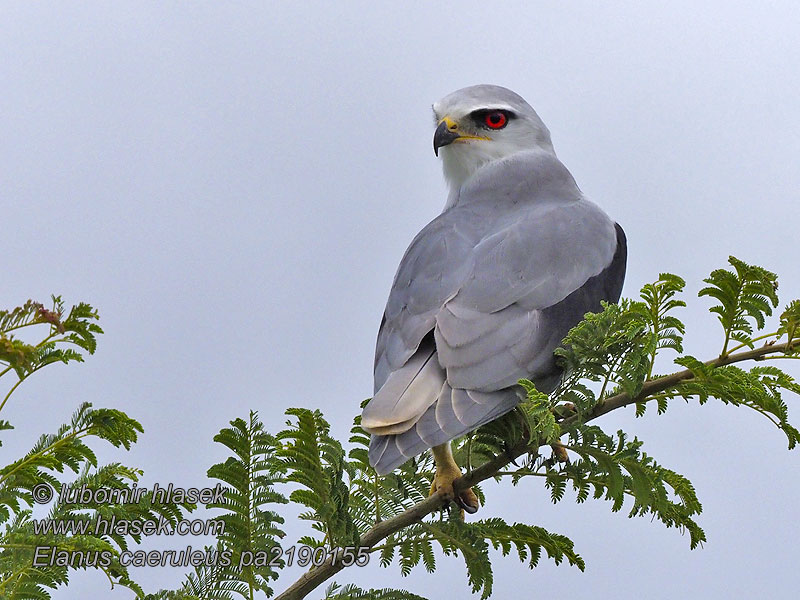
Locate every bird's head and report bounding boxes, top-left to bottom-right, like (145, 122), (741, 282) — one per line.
(432, 84), (555, 190)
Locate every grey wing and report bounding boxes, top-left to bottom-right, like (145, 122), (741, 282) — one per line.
(436, 200), (621, 392)
(363, 214), (477, 440)
(372, 212), (479, 393)
(364, 154), (627, 474)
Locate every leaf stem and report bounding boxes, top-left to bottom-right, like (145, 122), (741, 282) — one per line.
(0, 425), (92, 486)
(373, 471), (381, 525)
(727, 331), (781, 354)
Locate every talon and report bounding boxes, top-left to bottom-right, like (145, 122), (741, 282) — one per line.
(429, 471), (479, 514)
(429, 474), (455, 502)
(456, 487), (479, 514)
(429, 443), (480, 514)
(551, 442), (569, 464)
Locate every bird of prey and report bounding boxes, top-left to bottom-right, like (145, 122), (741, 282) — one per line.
(361, 85), (626, 513)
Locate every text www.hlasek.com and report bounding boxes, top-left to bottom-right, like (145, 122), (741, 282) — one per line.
(32, 515), (228, 568)
(33, 514), (225, 537)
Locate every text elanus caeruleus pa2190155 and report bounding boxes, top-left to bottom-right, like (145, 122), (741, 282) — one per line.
(361, 85), (626, 513)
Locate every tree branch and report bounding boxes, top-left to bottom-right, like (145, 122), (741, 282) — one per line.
(274, 339), (797, 600)
(588, 339), (797, 420)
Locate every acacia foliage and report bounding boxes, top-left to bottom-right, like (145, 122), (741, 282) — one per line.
(0, 297), (188, 598)
(5, 256), (800, 600)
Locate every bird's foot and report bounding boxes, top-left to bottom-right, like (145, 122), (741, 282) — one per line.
(429, 465), (479, 514)
(551, 441), (570, 464)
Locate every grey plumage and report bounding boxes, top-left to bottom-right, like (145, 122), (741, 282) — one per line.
(362, 86), (626, 475)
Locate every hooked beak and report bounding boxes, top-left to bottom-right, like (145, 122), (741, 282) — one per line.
(433, 116), (461, 156)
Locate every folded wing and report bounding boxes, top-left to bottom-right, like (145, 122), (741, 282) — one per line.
(364, 152), (627, 474)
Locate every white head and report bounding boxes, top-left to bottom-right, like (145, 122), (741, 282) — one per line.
(432, 84), (555, 190)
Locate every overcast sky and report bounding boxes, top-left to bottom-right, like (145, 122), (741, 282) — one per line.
(3, 2), (799, 599)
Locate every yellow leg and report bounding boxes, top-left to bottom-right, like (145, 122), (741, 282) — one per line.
(429, 442), (479, 514)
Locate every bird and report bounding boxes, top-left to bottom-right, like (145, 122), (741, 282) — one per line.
(361, 85), (627, 513)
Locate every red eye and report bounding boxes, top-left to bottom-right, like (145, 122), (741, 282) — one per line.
(484, 111), (507, 129)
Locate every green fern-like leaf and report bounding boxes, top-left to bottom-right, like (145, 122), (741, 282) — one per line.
(323, 582), (429, 600)
(205, 411), (288, 597)
(1, 461), (186, 600)
(0, 402), (143, 525)
(778, 299), (800, 348)
(699, 256), (779, 354)
(529, 427), (706, 549)
(638, 273), (687, 379)
(553, 299), (652, 414)
(276, 408), (358, 548)
(667, 358), (800, 449)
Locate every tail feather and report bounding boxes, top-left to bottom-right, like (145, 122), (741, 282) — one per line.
(362, 344), (444, 435)
(368, 380), (521, 475)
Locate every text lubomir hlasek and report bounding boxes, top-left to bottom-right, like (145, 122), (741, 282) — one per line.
(58, 483), (225, 505)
